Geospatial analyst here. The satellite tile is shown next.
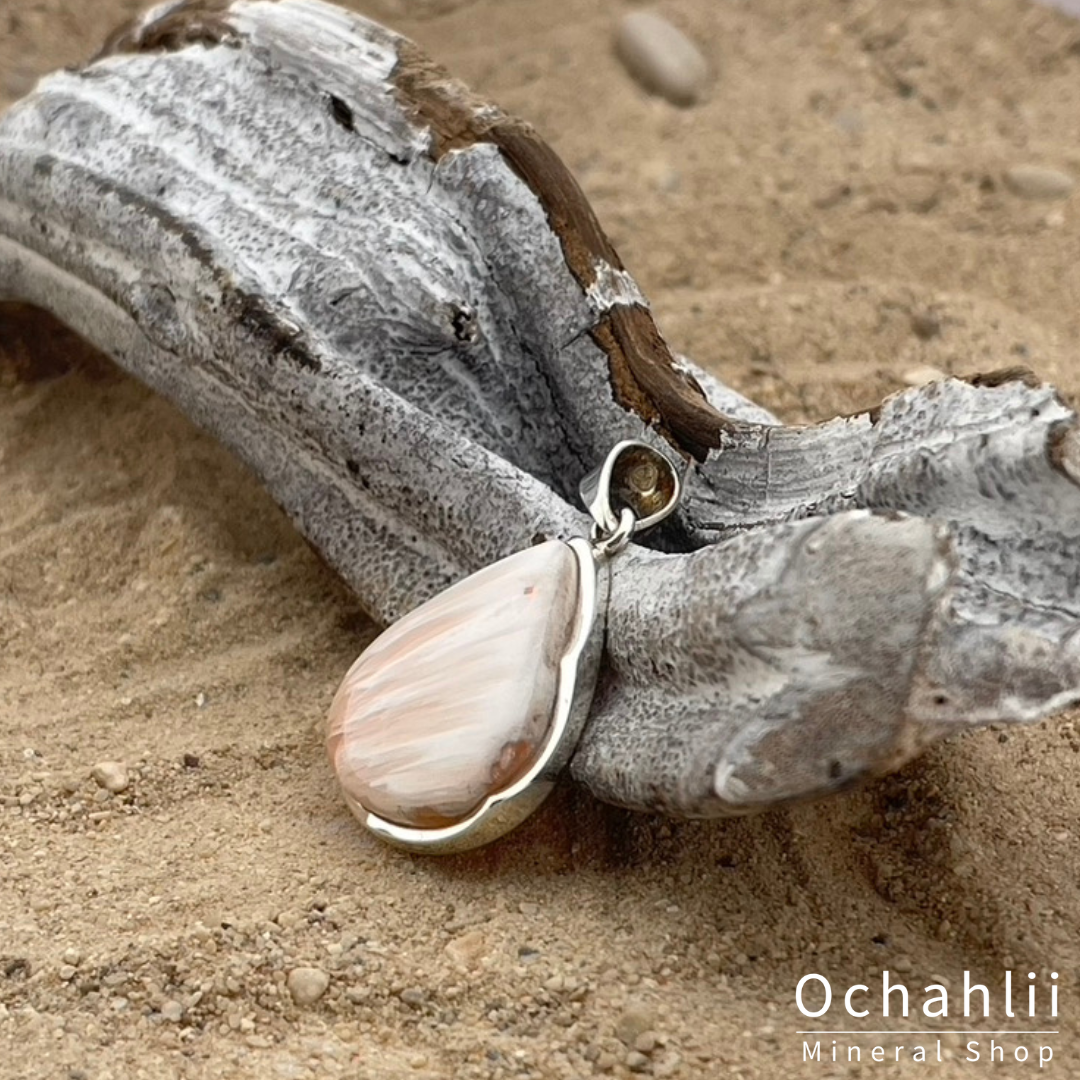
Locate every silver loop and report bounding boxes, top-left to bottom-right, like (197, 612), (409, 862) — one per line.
(579, 440), (683, 542)
(589, 506), (636, 560)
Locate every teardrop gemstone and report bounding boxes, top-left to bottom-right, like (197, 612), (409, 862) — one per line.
(326, 541), (582, 830)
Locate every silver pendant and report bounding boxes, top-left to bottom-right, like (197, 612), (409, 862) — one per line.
(326, 441), (682, 853)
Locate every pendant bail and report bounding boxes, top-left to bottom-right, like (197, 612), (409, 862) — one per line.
(579, 440), (683, 551)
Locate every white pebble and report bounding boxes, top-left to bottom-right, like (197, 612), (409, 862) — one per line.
(160, 1000), (184, 1023)
(1003, 164), (1075, 200)
(615, 11), (710, 107)
(90, 761), (129, 794)
(287, 966), (330, 1006)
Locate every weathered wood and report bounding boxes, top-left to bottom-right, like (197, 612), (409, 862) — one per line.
(0, 0), (1077, 818)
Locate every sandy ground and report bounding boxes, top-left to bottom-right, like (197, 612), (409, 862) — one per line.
(2, 1), (1080, 1078)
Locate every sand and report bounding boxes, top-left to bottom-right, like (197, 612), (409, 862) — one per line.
(2, 1), (1080, 1077)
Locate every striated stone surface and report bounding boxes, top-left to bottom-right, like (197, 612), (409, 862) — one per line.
(327, 541), (580, 829)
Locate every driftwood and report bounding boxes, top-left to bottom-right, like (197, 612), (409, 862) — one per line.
(0, 0), (1077, 818)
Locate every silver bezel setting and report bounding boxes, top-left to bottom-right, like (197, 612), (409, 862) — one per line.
(343, 537), (606, 854)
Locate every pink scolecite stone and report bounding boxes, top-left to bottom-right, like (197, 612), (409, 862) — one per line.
(326, 540), (581, 829)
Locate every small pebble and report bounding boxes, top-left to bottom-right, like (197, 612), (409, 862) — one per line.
(1003, 164), (1075, 200)
(616, 1002), (657, 1046)
(626, 1050), (651, 1073)
(287, 967), (330, 1006)
(444, 929), (487, 968)
(653, 1051), (683, 1078)
(615, 11), (710, 108)
(399, 986), (426, 1009)
(635, 1031), (658, 1054)
(910, 310), (942, 340)
(160, 1000), (184, 1023)
(902, 365), (947, 387)
(90, 762), (129, 794)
